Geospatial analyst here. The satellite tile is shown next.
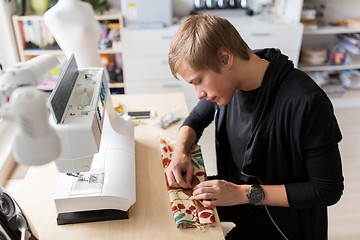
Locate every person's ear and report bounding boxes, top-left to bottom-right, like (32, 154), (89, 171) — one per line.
(218, 48), (233, 67)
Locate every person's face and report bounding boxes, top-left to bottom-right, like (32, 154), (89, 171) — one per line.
(177, 60), (236, 106)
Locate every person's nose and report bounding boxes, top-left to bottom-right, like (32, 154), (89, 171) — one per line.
(194, 85), (206, 100)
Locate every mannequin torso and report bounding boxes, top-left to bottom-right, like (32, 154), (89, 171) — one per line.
(44, 0), (102, 68)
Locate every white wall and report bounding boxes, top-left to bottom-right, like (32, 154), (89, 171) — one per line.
(108, 0), (121, 9)
(0, 0), (19, 68)
(322, 0), (360, 22)
(304, 0), (360, 23)
(0, 0), (18, 183)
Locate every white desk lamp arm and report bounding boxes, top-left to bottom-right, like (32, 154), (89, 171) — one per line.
(0, 54), (61, 166)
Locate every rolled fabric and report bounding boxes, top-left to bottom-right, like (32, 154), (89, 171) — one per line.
(160, 139), (216, 229)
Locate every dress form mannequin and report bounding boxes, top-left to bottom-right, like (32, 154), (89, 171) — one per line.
(44, 0), (102, 68)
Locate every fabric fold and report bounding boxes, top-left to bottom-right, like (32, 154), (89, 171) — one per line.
(160, 139), (216, 229)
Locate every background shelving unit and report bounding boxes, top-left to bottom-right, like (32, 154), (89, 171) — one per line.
(298, 26), (360, 99)
(303, 25), (360, 35)
(299, 63), (360, 72)
(12, 8), (125, 93)
(299, 26), (360, 72)
(298, 26), (360, 98)
(299, 0), (360, 100)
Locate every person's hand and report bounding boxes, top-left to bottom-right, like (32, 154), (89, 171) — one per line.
(193, 180), (247, 207)
(165, 150), (194, 189)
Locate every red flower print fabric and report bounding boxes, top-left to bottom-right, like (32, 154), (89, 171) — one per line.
(160, 139), (216, 229)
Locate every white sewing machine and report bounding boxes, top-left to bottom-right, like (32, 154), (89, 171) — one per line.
(0, 54), (136, 227)
(48, 55), (136, 225)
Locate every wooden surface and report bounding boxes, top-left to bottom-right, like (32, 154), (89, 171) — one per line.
(14, 93), (224, 240)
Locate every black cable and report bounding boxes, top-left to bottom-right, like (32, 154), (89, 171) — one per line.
(241, 171), (289, 240)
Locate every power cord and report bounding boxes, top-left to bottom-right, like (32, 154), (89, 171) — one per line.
(241, 171), (289, 240)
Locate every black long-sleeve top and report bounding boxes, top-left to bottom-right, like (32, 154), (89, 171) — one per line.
(182, 48), (344, 239)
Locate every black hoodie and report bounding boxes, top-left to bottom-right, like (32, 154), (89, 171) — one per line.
(182, 48), (344, 239)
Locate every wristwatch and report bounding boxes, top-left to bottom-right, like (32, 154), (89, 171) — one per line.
(247, 184), (265, 205)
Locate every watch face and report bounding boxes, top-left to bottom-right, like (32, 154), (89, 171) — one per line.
(248, 186), (264, 205)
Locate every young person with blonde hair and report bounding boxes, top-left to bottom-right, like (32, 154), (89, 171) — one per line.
(166, 14), (344, 239)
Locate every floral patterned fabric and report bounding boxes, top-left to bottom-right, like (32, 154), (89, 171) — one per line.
(160, 139), (216, 229)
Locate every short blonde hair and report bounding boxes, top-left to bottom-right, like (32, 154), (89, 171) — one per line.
(168, 14), (251, 79)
